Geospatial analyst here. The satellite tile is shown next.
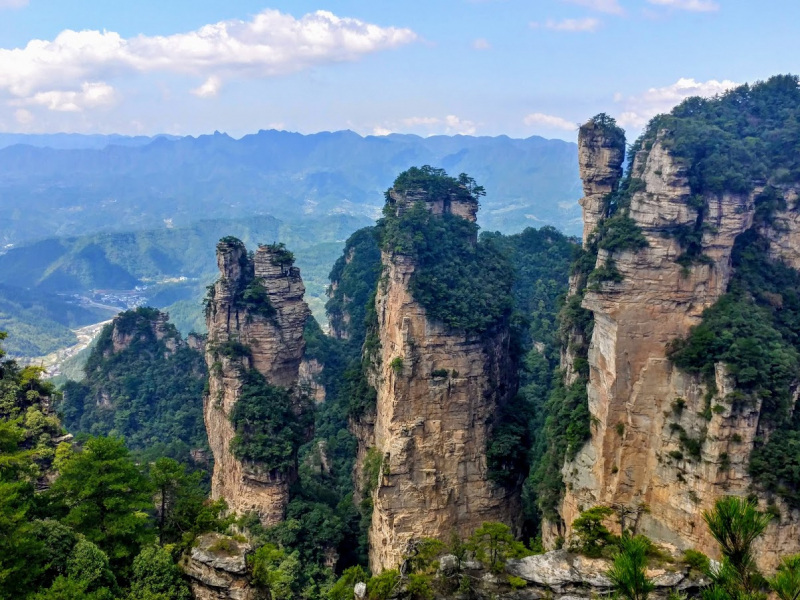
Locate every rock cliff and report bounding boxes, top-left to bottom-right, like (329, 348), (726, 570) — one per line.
(554, 117), (800, 569)
(361, 182), (519, 572)
(204, 238), (311, 525)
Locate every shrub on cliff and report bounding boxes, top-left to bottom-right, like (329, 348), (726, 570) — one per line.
(377, 168), (513, 334)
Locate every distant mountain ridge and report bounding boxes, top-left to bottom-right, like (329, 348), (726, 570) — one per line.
(0, 132), (181, 150)
(0, 129), (581, 246)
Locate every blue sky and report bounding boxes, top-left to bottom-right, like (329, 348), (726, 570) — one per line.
(0, 0), (794, 140)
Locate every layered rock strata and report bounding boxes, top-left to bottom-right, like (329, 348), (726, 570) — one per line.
(183, 533), (254, 600)
(556, 121), (800, 569)
(204, 239), (310, 525)
(363, 188), (519, 572)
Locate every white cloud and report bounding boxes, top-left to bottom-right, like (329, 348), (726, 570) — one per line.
(531, 18), (602, 32)
(191, 76), (222, 98)
(0, 0), (28, 8)
(14, 108), (32, 124)
(0, 9), (417, 110)
(647, 0), (719, 11)
(562, 0), (624, 15)
(372, 126), (393, 136)
(523, 112), (576, 131)
(444, 115), (476, 135)
(647, 0), (719, 12)
(12, 81), (117, 112)
(472, 38), (492, 50)
(615, 77), (739, 128)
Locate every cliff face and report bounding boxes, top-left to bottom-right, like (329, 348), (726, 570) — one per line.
(557, 122), (800, 568)
(204, 239), (310, 525)
(577, 121), (625, 246)
(363, 188), (519, 572)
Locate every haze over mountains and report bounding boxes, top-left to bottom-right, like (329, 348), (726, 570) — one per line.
(0, 129), (581, 358)
(0, 129), (581, 247)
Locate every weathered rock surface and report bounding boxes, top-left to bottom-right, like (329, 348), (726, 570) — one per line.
(577, 119), (625, 245)
(299, 357), (326, 403)
(556, 123), (800, 569)
(204, 239), (310, 525)
(183, 533), (255, 600)
(361, 187), (519, 572)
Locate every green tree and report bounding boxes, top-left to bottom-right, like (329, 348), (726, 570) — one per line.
(328, 565), (369, 600)
(569, 506), (618, 558)
(468, 522), (529, 573)
(66, 538), (117, 594)
(148, 457), (209, 546)
(606, 536), (655, 600)
(128, 546), (191, 600)
(48, 436), (154, 577)
(249, 543), (301, 600)
(768, 555), (800, 600)
(366, 570), (400, 600)
(702, 496), (771, 600)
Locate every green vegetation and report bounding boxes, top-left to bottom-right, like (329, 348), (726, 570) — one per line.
(0, 283), (113, 357)
(1, 328), (228, 598)
(702, 496), (773, 600)
(325, 227), (382, 342)
(569, 506), (617, 558)
(378, 167), (514, 334)
(60, 308), (207, 465)
(230, 368), (312, 474)
(607, 535), (656, 600)
(666, 229), (800, 505)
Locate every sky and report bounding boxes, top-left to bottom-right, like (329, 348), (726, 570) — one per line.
(0, 0), (795, 141)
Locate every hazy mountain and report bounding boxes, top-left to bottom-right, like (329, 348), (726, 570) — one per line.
(0, 130), (581, 247)
(0, 133), (181, 150)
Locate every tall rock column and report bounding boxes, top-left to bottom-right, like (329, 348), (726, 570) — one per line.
(578, 118), (625, 246)
(204, 238), (310, 525)
(365, 187), (519, 572)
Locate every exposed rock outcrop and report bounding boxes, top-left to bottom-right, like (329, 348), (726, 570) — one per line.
(577, 119), (625, 246)
(361, 186), (519, 573)
(204, 239), (310, 525)
(555, 121), (800, 569)
(183, 533), (255, 600)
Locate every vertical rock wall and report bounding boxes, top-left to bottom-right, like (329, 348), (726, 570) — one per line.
(204, 239), (310, 525)
(557, 122), (800, 569)
(364, 189), (520, 572)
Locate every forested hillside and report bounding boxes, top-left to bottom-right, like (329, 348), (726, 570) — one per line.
(60, 308), (207, 465)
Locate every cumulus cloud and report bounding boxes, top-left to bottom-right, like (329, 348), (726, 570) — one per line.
(372, 126), (393, 136)
(0, 0), (28, 8)
(562, 0), (624, 15)
(472, 38), (491, 50)
(647, 0), (719, 11)
(191, 76), (222, 98)
(615, 77), (738, 128)
(523, 112), (576, 131)
(0, 9), (417, 110)
(531, 18), (602, 32)
(11, 82), (117, 112)
(444, 115), (476, 135)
